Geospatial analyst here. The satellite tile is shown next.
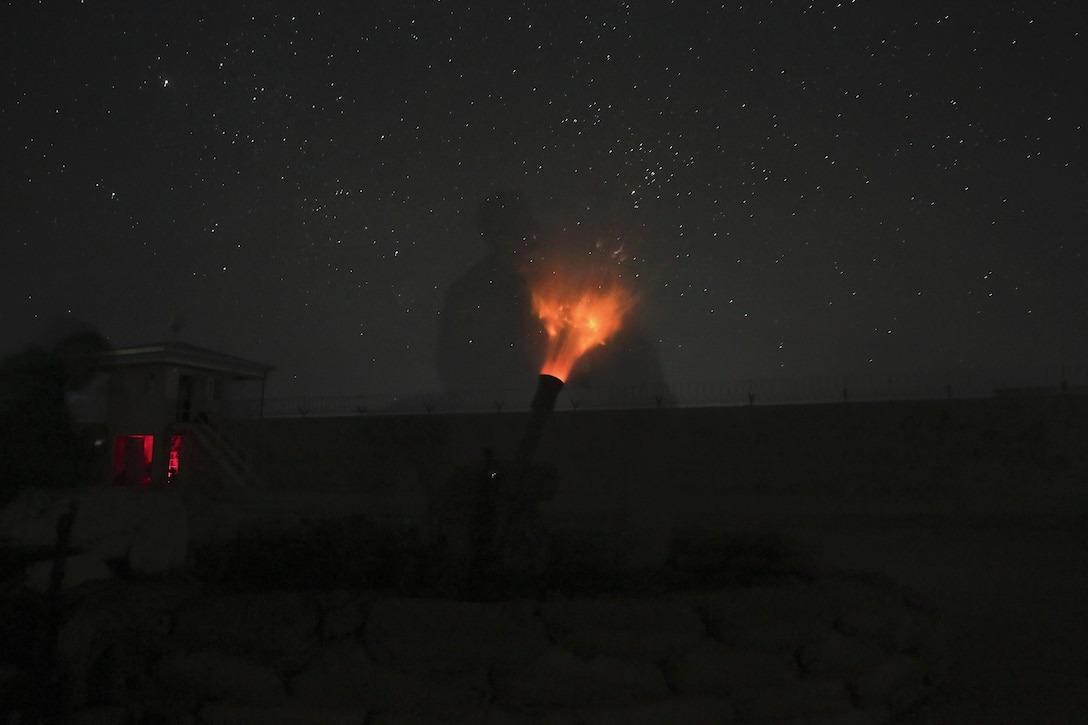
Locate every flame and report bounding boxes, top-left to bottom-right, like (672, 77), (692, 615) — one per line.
(531, 269), (634, 382)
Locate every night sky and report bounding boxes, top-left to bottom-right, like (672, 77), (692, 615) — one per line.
(4, 1), (1085, 400)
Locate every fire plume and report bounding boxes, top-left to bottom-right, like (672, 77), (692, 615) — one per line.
(531, 270), (634, 382)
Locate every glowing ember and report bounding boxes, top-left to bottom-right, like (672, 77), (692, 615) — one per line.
(531, 270), (634, 382)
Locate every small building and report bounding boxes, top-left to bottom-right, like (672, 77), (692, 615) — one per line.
(96, 341), (274, 486)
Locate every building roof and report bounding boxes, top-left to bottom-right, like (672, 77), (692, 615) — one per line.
(97, 341), (275, 379)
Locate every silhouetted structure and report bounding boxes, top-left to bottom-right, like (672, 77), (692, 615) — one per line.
(437, 193), (546, 405)
(95, 341), (273, 486)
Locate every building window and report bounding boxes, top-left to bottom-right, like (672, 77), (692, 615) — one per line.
(111, 434), (184, 485)
(113, 435), (153, 486)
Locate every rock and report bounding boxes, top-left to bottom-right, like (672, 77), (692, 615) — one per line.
(25, 551), (112, 592)
(851, 654), (928, 705)
(126, 491), (188, 574)
(290, 639), (490, 717)
(822, 575), (938, 654)
(155, 650), (286, 706)
(54, 582), (199, 707)
(198, 701), (369, 725)
(54, 603), (110, 707)
(612, 521), (673, 572)
(820, 577), (901, 627)
(314, 590), (369, 640)
(537, 696), (736, 725)
(492, 646), (670, 708)
(682, 583), (835, 652)
(887, 679), (936, 715)
(86, 582), (198, 653)
(799, 631), (886, 678)
(287, 640), (373, 708)
(172, 591), (319, 671)
(664, 640), (798, 696)
(0, 488), (188, 574)
(66, 706), (131, 725)
(367, 707), (532, 725)
(0, 666), (35, 710)
(882, 606), (932, 653)
(538, 596), (706, 660)
(733, 678), (854, 722)
(56, 581), (199, 704)
(843, 604), (932, 655)
(134, 694), (200, 724)
(83, 641), (148, 706)
(548, 527), (623, 577)
(794, 707), (891, 725)
(365, 597), (549, 673)
(367, 661), (492, 718)
(669, 530), (816, 582)
(0, 489), (75, 546)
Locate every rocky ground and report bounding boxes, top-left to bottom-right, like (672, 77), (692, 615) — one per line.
(793, 515), (1088, 724)
(4, 481), (1086, 724)
(1, 525), (952, 724)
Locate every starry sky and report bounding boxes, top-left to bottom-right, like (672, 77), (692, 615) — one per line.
(4, 1), (1086, 400)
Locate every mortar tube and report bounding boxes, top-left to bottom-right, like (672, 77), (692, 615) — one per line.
(513, 373), (564, 471)
(477, 372), (562, 593)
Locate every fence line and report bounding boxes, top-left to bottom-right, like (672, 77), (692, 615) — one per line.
(221, 363), (1087, 419)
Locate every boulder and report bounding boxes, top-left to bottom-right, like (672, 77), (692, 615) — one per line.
(537, 697), (736, 725)
(821, 575), (938, 654)
(367, 707), (532, 725)
(198, 702), (369, 725)
(664, 640), (798, 696)
(682, 582), (835, 652)
(0, 488), (188, 575)
(290, 640), (490, 717)
(0, 489), (73, 546)
(821, 577), (902, 639)
(887, 679), (936, 716)
(66, 706), (131, 725)
(365, 597), (548, 673)
(0, 667), (34, 710)
(287, 640), (373, 708)
(155, 650), (286, 706)
(25, 551), (112, 592)
(172, 591), (319, 671)
(733, 678), (854, 722)
(492, 646), (670, 708)
(55, 582), (200, 707)
(125, 492), (188, 574)
(314, 590), (370, 640)
(851, 654), (929, 705)
(539, 596), (706, 661)
(799, 631), (886, 678)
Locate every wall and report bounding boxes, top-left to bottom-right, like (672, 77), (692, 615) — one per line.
(223, 394), (1088, 533)
(106, 365), (171, 433)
